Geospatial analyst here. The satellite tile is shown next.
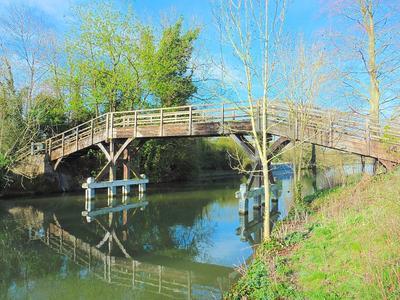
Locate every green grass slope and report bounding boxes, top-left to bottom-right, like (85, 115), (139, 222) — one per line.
(227, 169), (400, 299)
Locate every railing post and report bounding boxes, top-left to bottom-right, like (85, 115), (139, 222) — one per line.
(61, 133), (65, 157)
(109, 112), (114, 139)
(134, 111), (138, 138)
(90, 119), (94, 145)
(188, 106), (193, 135)
(221, 103), (225, 134)
(75, 127), (79, 151)
(160, 108), (163, 136)
(48, 138), (52, 157)
(106, 113), (109, 139)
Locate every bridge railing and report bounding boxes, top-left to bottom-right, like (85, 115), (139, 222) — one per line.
(14, 101), (400, 162)
(37, 114), (108, 159)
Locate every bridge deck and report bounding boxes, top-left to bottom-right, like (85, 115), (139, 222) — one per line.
(16, 101), (400, 165)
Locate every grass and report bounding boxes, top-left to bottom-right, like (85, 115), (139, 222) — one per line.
(227, 168), (400, 299)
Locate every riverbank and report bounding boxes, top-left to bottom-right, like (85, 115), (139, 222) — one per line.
(227, 168), (400, 299)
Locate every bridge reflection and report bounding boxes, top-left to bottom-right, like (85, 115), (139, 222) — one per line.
(12, 196), (236, 299)
(236, 199), (280, 246)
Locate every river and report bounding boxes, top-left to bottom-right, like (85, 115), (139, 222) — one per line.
(0, 163), (371, 299)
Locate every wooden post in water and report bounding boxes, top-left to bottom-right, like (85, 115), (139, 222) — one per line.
(138, 174), (147, 195)
(85, 177), (96, 199)
(311, 144), (317, 191)
(253, 161), (262, 209)
(238, 183), (249, 214)
(238, 213), (249, 241)
(361, 156), (366, 173)
(122, 148), (131, 195)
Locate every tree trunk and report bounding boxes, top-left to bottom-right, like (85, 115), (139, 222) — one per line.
(263, 164), (270, 240)
(361, 1), (380, 124)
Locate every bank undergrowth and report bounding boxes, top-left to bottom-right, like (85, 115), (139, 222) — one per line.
(227, 168), (400, 299)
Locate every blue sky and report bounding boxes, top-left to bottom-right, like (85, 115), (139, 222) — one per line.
(2, 0), (391, 112)
(0, 0), (335, 98)
(0, 0), (331, 50)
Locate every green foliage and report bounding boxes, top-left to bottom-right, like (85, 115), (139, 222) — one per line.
(138, 139), (200, 183)
(28, 93), (67, 135)
(0, 87), (26, 155)
(62, 3), (143, 118)
(62, 3), (200, 120)
(0, 153), (10, 190)
(138, 18), (199, 106)
(291, 174), (400, 299)
(226, 257), (301, 300)
(226, 259), (270, 299)
(230, 172), (400, 299)
(198, 138), (251, 171)
(294, 181), (303, 204)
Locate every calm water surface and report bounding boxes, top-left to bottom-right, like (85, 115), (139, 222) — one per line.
(0, 164), (369, 299)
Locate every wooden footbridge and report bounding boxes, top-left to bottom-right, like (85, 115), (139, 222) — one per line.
(15, 101), (400, 181)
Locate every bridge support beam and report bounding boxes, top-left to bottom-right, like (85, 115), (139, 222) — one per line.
(92, 138), (147, 198)
(311, 144), (317, 191)
(232, 134), (290, 231)
(361, 156), (366, 173)
(108, 140), (116, 197)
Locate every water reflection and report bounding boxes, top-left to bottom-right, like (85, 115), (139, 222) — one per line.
(0, 163), (370, 299)
(236, 199), (280, 246)
(4, 194), (236, 299)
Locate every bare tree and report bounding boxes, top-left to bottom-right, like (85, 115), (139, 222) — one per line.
(326, 0), (400, 124)
(0, 5), (58, 167)
(215, 0), (287, 240)
(281, 39), (334, 199)
(0, 5), (52, 111)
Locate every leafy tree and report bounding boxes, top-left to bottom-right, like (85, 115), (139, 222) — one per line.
(62, 3), (143, 119)
(60, 3), (202, 183)
(139, 19), (199, 106)
(28, 93), (67, 137)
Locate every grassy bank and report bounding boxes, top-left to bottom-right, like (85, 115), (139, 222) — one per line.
(227, 169), (400, 299)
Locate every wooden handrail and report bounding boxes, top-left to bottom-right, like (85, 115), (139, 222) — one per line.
(14, 101), (400, 163)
